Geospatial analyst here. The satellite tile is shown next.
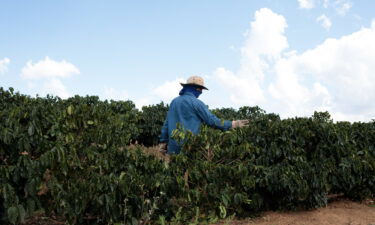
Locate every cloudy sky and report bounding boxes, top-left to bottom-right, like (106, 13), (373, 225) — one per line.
(1, 0), (374, 122)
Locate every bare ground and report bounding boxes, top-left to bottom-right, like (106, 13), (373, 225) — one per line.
(217, 199), (375, 225)
(23, 198), (375, 225)
(22, 197), (375, 225)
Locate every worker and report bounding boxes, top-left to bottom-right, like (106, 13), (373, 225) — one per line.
(159, 75), (249, 154)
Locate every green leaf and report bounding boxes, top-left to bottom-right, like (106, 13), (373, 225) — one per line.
(26, 199), (36, 214)
(234, 193), (243, 205)
(67, 105), (73, 115)
(219, 205), (227, 218)
(18, 204), (26, 222)
(7, 206), (18, 225)
(28, 125), (34, 136)
(119, 171), (126, 180)
(221, 194), (229, 207)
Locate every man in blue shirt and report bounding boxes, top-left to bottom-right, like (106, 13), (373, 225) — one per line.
(159, 76), (249, 154)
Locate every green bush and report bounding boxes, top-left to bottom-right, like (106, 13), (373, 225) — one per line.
(0, 87), (374, 224)
(137, 102), (169, 146)
(0, 88), (142, 224)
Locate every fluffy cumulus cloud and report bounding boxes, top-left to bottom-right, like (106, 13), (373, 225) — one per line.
(152, 77), (185, 103)
(299, 0), (352, 15)
(21, 56), (80, 79)
(103, 87), (129, 101)
(42, 78), (70, 99)
(0, 58), (10, 74)
(317, 14), (332, 30)
(276, 21), (375, 121)
(21, 57), (80, 99)
(298, 0), (315, 9)
(104, 77), (185, 109)
(213, 8), (375, 122)
(214, 8), (288, 106)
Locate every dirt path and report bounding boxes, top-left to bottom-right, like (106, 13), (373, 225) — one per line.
(220, 199), (375, 225)
(23, 199), (374, 225)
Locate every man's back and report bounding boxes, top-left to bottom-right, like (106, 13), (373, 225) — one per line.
(162, 92), (204, 154)
(160, 92), (232, 154)
(159, 76), (246, 155)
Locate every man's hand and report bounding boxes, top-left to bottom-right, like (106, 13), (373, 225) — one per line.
(159, 143), (167, 154)
(232, 120), (250, 129)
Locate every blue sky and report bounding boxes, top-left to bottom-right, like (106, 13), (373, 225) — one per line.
(1, 0), (375, 121)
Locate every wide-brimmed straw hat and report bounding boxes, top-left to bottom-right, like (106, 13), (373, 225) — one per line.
(180, 76), (208, 90)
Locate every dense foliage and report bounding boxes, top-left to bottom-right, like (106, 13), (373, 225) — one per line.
(174, 111), (375, 217)
(0, 87), (374, 224)
(137, 102), (169, 146)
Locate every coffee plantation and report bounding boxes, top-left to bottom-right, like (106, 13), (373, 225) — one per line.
(0, 87), (374, 224)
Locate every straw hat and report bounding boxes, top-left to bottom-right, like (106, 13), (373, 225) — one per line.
(180, 76), (208, 90)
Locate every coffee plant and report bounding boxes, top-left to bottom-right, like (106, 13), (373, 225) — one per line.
(137, 102), (169, 146)
(0, 87), (374, 224)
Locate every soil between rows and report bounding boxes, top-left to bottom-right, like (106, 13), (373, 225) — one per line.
(216, 198), (375, 225)
(22, 198), (374, 225)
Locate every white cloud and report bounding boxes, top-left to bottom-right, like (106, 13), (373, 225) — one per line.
(317, 14), (332, 30)
(100, 86), (148, 109)
(42, 78), (70, 99)
(102, 78), (185, 109)
(298, 0), (352, 16)
(333, 0), (352, 16)
(215, 67), (266, 105)
(0, 58), (10, 74)
(21, 56), (80, 79)
(277, 21), (375, 120)
(212, 8), (375, 122)
(135, 97), (153, 110)
(103, 87), (129, 101)
(152, 77), (185, 103)
(21, 57), (80, 99)
(243, 8), (288, 60)
(298, 0), (315, 9)
(214, 8), (288, 106)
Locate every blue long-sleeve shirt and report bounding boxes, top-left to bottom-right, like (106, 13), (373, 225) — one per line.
(160, 92), (232, 154)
